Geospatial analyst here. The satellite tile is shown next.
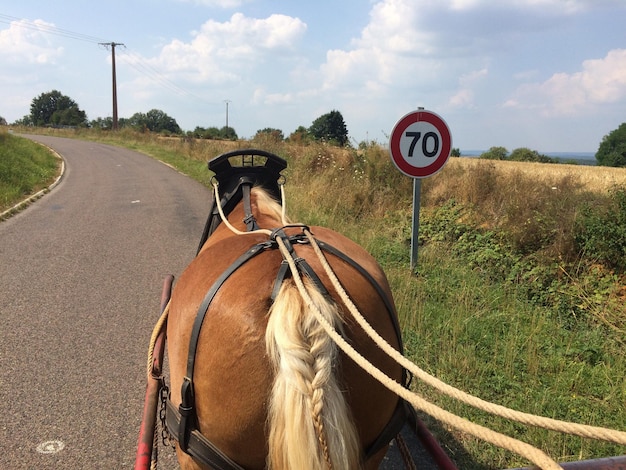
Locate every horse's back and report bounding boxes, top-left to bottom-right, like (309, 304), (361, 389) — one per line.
(168, 234), (282, 469)
(167, 224), (403, 469)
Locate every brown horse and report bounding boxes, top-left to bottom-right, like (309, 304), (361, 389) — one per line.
(166, 185), (407, 470)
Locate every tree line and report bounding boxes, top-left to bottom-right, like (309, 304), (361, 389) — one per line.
(6, 90), (350, 146)
(2, 89), (625, 166)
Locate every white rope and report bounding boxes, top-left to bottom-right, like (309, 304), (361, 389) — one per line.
(209, 184), (626, 469)
(273, 236), (563, 470)
(211, 181), (271, 237)
(302, 230), (626, 446)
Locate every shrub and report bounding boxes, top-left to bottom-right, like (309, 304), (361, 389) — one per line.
(574, 187), (626, 271)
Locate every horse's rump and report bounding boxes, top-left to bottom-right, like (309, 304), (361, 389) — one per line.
(167, 207), (404, 469)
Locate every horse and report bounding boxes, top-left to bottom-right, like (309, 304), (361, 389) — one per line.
(165, 154), (408, 470)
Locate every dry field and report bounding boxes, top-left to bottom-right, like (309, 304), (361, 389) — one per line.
(450, 157), (626, 193)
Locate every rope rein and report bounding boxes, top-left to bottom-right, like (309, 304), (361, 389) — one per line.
(274, 235), (563, 470)
(145, 182), (625, 470)
(301, 230), (626, 446)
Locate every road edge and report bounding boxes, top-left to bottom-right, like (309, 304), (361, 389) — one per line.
(0, 140), (66, 222)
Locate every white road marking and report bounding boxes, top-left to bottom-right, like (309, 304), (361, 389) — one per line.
(36, 440), (65, 454)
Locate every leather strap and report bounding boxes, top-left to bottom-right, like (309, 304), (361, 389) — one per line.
(179, 242), (270, 455)
(166, 399), (246, 470)
(269, 229), (329, 300)
(316, 240), (404, 356)
(169, 231), (411, 468)
(241, 181), (259, 232)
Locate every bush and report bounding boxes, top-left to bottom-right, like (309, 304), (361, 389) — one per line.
(574, 187), (626, 271)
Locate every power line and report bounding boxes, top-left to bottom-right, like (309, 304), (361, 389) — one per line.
(0, 13), (108, 44)
(1, 13), (223, 114)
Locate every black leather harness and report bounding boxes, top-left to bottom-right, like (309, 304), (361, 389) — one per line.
(166, 228), (413, 469)
(165, 149), (413, 469)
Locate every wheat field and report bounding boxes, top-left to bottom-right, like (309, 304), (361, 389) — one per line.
(450, 157), (626, 193)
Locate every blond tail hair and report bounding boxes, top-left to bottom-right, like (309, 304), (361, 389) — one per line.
(265, 278), (361, 470)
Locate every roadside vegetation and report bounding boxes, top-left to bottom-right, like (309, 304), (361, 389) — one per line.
(5, 127), (626, 469)
(0, 129), (60, 216)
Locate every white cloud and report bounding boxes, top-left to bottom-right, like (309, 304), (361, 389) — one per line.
(318, 0), (445, 94)
(450, 0), (609, 14)
(505, 49), (626, 116)
(176, 0), (249, 8)
(0, 19), (63, 65)
(117, 11), (308, 104)
(147, 13), (305, 78)
(449, 68), (488, 108)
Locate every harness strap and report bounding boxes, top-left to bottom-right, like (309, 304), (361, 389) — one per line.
(169, 231), (411, 469)
(241, 180), (259, 232)
(166, 400), (246, 470)
(179, 242), (270, 454)
(270, 229), (329, 301)
(316, 241), (405, 357)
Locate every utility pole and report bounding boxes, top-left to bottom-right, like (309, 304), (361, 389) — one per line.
(224, 100), (231, 128)
(100, 42), (125, 130)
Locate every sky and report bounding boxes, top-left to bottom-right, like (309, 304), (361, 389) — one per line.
(1, 0), (625, 153)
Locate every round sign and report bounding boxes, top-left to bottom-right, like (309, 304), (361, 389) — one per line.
(389, 110), (452, 178)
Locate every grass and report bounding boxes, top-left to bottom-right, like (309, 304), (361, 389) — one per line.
(8, 127), (626, 468)
(0, 129), (61, 214)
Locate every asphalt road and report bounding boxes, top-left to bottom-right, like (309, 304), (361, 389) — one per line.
(0, 135), (209, 469)
(0, 135), (438, 469)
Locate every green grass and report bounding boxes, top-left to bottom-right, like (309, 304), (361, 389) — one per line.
(390, 247), (625, 468)
(0, 130), (60, 214)
(10, 127), (626, 468)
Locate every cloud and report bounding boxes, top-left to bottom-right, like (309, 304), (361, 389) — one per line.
(0, 19), (63, 65)
(175, 0), (250, 8)
(132, 13), (307, 86)
(450, 0), (613, 14)
(449, 68), (488, 108)
(504, 49), (626, 115)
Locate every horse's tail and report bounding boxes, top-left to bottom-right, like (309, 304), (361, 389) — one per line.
(265, 278), (361, 470)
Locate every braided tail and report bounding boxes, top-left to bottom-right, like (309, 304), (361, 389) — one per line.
(265, 278), (361, 470)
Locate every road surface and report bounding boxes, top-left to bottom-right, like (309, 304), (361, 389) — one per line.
(0, 135), (209, 469)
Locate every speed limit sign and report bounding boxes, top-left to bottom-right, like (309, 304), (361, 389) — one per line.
(388, 109), (452, 270)
(389, 109), (452, 178)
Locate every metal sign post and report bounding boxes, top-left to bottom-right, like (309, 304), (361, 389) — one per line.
(411, 179), (422, 270)
(389, 108), (452, 271)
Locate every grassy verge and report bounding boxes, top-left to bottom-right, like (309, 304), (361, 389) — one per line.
(12, 127), (626, 468)
(0, 129), (61, 214)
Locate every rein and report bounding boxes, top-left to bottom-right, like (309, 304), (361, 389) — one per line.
(145, 149), (626, 470)
(206, 183), (626, 469)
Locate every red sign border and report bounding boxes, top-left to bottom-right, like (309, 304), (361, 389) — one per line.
(389, 110), (452, 178)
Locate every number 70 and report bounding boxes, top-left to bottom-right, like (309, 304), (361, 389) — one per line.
(405, 131), (439, 158)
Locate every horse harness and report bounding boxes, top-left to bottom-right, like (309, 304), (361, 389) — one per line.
(163, 150), (414, 470)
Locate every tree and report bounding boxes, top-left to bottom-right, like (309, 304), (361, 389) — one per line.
(288, 126), (310, 144)
(145, 109), (181, 134)
(127, 112), (148, 131)
(14, 115), (33, 126)
(509, 147), (554, 163)
(308, 110), (349, 146)
(254, 128), (284, 141)
(480, 146), (508, 160)
(596, 123), (626, 167)
(90, 117), (114, 130)
(30, 90), (88, 127)
(0, 116), (7, 126)
(219, 126), (238, 140)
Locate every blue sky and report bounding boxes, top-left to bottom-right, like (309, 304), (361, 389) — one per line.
(1, 0), (625, 152)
